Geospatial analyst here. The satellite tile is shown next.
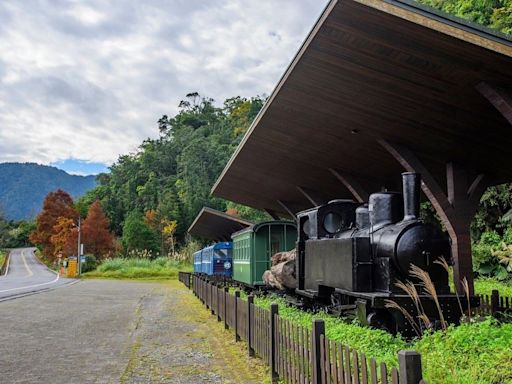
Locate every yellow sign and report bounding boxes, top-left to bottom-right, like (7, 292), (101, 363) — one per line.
(67, 259), (77, 278)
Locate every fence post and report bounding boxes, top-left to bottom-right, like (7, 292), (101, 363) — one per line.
(203, 279), (206, 305)
(248, 294), (255, 357)
(398, 350), (423, 384)
(212, 284), (217, 315)
(234, 291), (241, 342)
(312, 319), (325, 384)
(217, 285), (222, 321)
(224, 287), (229, 330)
(270, 303), (279, 383)
(210, 283), (215, 314)
(491, 289), (500, 315)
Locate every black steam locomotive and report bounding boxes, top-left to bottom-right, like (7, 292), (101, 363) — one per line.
(296, 172), (471, 336)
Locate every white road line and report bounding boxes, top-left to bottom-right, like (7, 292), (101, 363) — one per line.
(0, 249), (60, 293)
(0, 273), (60, 293)
(1, 250), (11, 276)
(21, 249), (34, 277)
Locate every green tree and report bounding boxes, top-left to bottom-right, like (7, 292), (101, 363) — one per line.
(122, 211), (159, 255)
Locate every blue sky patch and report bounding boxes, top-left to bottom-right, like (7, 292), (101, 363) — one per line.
(51, 159), (109, 176)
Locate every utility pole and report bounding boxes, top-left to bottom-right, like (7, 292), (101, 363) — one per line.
(77, 216), (81, 276)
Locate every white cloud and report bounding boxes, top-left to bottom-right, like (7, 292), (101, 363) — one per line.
(0, 0), (327, 166)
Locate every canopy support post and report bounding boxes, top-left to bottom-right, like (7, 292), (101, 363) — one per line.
(329, 168), (369, 202)
(380, 140), (487, 295)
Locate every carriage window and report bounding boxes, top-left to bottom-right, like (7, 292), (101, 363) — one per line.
(215, 249), (228, 258)
(271, 234), (281, 256)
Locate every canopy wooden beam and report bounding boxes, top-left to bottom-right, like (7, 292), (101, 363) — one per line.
(265, 209), (281, 220)
(476, 82), (512, 126)
(297, 186), (325, 207)
(277, 200), (300, 220)
(379, 140), (488, 295)
(329, 168), (369, 203)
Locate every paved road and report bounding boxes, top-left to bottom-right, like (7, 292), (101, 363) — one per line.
(0, 280), (265, 383)
(0, 247), (73, 301)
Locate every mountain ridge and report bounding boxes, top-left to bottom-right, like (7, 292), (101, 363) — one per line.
(0, 162), (98, 220)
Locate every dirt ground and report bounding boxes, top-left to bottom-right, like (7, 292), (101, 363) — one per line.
(0, 279), (267, 383)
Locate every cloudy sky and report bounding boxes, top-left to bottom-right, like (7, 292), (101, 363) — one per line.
(0, 1), (327, 175)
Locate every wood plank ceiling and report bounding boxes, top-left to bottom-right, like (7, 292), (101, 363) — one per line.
(212, 0), (512, 216)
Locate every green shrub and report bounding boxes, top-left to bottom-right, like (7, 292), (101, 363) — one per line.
(473, 230), (508, 279)
(81, 255), (97, 273)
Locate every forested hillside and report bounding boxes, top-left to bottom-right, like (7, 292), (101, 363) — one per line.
(79, 93), (269, 244)
(0, 163), (97, 220)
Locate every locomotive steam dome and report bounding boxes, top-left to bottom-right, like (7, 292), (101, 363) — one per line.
(368, 192), (403, 231)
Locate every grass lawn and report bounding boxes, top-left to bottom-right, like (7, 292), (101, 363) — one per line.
(252, 293), (512, 384)
(84, 257), (192, 280)
(474, 277), (512, 297)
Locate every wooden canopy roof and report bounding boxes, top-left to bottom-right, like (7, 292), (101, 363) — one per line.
(212, 0), (512, 217)
(187, 207), (253, 242)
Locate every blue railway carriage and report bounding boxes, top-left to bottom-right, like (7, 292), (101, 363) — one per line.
(193, 250), (203, 273)
(200, 242), (233, 277)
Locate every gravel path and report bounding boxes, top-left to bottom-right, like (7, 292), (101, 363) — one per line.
(0, 279), (266, 383)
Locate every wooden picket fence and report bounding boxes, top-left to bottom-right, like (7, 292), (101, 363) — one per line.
(179, 272), (429, 384)
(476, 290), (512, 316)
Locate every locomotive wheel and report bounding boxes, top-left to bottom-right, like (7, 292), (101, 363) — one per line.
(367, 310), (393, 333)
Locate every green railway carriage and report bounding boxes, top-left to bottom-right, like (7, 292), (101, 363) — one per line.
(231, 220), (297, 287)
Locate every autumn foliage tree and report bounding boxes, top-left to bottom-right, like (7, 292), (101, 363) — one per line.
(81, 200), (115, 260)
(30, 189), (77, 260)
(50, 217), (75, 257)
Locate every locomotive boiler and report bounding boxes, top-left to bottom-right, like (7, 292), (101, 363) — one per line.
(296, 172), (470, 335)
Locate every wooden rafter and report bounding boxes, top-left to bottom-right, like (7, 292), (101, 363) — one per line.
(297, 186), (324, 207)
(329, 168), (369, 203)
(476, 82), (512, 126)
(265, 209), (281, 220)
(277, 200), (298, 220)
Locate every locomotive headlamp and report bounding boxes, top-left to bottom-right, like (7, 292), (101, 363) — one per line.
(323, 212), (343, 234)
(224, 261), (231, 269)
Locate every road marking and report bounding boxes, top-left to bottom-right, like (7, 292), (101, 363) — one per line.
(21, 249), (34, 277)
(0, 249), (60, 294)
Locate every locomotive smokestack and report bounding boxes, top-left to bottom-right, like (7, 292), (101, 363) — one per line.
(402, 172), (420, 221)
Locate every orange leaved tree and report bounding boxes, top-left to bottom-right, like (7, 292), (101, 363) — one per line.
(30, 189), (78, 260)
(81, 200), (115, 260)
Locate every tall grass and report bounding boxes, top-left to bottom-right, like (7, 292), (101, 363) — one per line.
(84, 257), (192, 279)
